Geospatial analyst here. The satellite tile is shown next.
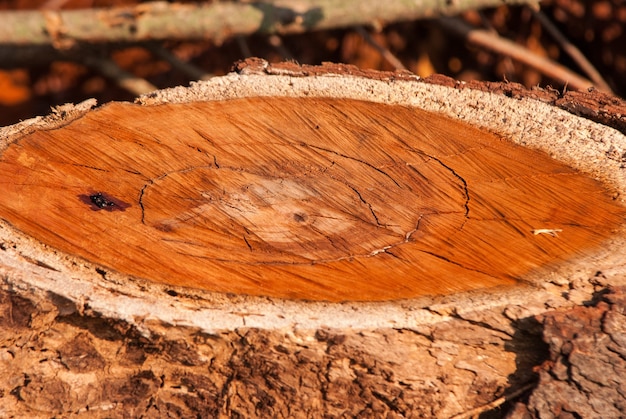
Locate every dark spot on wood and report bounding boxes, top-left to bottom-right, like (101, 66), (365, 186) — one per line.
(95, 267), (107, 279)
(154, 223), (174, 232)
(293, 212), (308, 223)
(166, 290), (178, 297)
(78, 192), (131, 212)
(90, 193), (115, 209)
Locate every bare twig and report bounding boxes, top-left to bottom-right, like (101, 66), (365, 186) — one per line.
(82, 55), (157, 96)
(354, 26), (407, 71)
(532, 9), (613, 94)
(146, 44), (212, 81)
(0, 0), (539, 46)
(450, 382), (536, 419)
(477, 10), (516, 76)
(438, 17), (598, 92)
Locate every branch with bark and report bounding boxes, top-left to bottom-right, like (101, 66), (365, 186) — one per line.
(0, 0), (537, 46)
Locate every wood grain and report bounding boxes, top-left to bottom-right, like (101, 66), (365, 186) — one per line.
(0, 97), (623, 301)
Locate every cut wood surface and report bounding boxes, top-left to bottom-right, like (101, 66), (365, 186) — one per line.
(0, 97), (623, 301)
(1, 60), (626, 418)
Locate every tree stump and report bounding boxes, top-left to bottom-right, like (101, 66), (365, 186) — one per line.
(1, 59), (625, 417)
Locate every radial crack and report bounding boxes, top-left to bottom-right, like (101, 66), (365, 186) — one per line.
(367, 204), (381, 226)
(417, 151), (471, 224)
(243, 235), (252, 251)
(347, 185), (382, 226)
(192, 127), (217, 147)
(419, 249), (494, 278)
(309, 223), (339, 249)
(138, 182), (151, 224)
(435, 159), (470, 218)
(306, 144), (401, 187)
(70, 163), (109, 172)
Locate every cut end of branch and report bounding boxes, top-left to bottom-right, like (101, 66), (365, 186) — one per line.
(0, 95), (623, 302)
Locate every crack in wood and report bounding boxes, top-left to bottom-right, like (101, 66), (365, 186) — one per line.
(138, 183), (150, 224)
(306, 144), (401, 187)
(418, 249), (496, 279)
(346, 184), (383, 227)
(70, 163), (109, 172)
(243, 235), (252, 251)
(416, 154), (471, 222)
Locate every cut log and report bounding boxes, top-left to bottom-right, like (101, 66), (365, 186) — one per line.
(2, 96), (623, 301)
(1, 59), (625, 417)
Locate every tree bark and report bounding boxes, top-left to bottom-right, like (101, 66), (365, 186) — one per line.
(0, 59), (625, 418)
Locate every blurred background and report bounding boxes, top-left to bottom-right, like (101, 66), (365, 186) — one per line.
(0, 0), (624, 127)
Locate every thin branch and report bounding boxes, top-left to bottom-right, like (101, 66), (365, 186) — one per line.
(477, 10), (516, 76)
(354, 26), (407, 71)
(0, 0), (538, 46)
(531, 9), (613, 94)
(450, 381), (536, 419)
(82, 54), (157, 96)
(146, 43), (213, 81)
(438, 17), (599, 92)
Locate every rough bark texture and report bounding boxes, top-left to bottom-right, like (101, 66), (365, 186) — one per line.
(3, 280), (626, 417)
(1, 60), (625, 417)
(0, 285), (548, 418)
(507, 285), (626, 419)
(421, 73), (626, 137)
